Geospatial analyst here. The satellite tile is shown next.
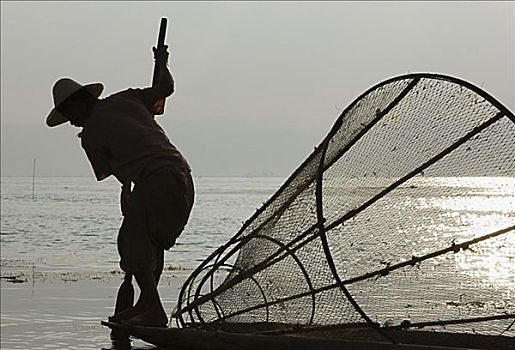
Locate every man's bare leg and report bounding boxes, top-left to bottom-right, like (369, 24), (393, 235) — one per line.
(154, 249), (164, 284)
(114, 273), (134, 314)
(123, 270), (168, 327)
(110, 251), (165, 323)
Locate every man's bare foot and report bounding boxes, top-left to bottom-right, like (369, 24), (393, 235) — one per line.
(122, 308), (168, 327)
(109, 301), (146, 322)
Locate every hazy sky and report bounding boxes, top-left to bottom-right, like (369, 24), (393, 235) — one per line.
(1, 1), (514, 178)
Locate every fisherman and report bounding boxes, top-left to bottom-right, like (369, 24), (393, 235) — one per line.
(46, 45), (194, 327)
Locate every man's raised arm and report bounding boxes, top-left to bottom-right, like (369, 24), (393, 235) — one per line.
(149, 45), (174, 115)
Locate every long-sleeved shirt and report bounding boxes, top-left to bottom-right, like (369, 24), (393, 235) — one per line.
(80, 87), (190, 184)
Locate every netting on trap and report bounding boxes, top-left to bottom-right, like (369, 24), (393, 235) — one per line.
(173, 73), (515, 341)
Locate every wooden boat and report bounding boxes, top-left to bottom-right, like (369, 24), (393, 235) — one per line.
(102, 321), (514, 349)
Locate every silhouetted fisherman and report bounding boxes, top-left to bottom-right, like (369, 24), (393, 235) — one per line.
(46, 45), (194, 327)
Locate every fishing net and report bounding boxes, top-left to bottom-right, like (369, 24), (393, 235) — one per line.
(173, 73), (515, 344)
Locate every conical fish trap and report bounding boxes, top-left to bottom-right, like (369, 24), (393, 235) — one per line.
(174, 73), (515, 342)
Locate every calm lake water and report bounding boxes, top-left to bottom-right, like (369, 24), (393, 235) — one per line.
(1, 176), (514, 349)
(1, 176), (282, 350)
(1, 176), (282, 273)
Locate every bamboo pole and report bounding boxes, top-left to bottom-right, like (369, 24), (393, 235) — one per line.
(32, 158), (36, 200)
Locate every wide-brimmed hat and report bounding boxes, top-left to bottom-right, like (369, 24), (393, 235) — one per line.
(46, 78), (104, 127)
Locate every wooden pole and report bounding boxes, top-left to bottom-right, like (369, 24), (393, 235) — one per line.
(152, 17), (168, 116)
(152, 17), (168, 86)
(32, 158), (36, 200)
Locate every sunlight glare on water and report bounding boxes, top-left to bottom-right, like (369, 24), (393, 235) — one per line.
(419, 177), (515, 287)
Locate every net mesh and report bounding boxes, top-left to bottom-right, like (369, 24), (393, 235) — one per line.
(173, 73), (515, 342)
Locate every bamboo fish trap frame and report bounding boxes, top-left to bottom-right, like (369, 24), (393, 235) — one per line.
(171, 73), (515, 348)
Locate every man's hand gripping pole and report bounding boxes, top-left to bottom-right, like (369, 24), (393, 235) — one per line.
(152, 17), (168, 115)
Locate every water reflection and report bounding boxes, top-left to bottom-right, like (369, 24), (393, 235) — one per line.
(102, 332), (175, 350)
(422, 177), (515, 287)
(327, 176), (514, 333)
(101, 334), (133, 350)
(455, 233), (515, 286)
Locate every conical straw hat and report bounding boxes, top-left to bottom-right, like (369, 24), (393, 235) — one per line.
(46, 78), (103, 127)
